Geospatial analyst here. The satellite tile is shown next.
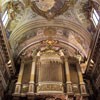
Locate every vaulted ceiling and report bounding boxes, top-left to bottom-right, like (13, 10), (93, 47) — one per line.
(0, 0), (98, 72)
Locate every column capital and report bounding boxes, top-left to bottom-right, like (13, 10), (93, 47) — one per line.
(59, 49), (65, 57)
(29, 81), (35, 84)
(37, 51), (41, 57)
(80, 82), (85, 85)
(64, 57), (69, 61)
(16, 82), (21, 85)
(66, 81), (72, 84)
(21, 58), (25, 63)
(32, 57), (36, 62)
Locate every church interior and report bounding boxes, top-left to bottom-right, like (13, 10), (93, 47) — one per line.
(0, 0), (100, 100)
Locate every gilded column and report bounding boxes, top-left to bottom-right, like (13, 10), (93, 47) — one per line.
(65, 58), (73, 94)
(76, 62), (87, 95)
(14, 59), (24, 94)
(28, 57), (36, 93)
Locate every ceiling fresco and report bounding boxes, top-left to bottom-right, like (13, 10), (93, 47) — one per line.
(3, 0), (91, 34)
(34, 0), (61, 12)
(0, 0), (95, 65)
(74, 0), (91, 29)
(11, 27), (89, 60)
(31, 0), (77, 19)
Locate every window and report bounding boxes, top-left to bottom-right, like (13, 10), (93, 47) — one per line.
(91, 8), (100, 27)
(2, 10), (9, 27)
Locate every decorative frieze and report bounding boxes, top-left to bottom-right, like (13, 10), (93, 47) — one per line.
(37, 83), (63, 93)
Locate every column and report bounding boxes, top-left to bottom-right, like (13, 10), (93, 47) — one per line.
(28, 57), (36, 93)
(14, 59), (24, 94)
(65, 58), (73, 94)
(76, 62), (87, 95)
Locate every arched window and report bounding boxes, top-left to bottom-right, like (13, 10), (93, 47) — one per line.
(91, 8), (99, 27)
(2, 10), (9, 27)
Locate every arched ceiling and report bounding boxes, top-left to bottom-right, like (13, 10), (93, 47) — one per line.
(0, 0), (96, 62)
(13, 27), (89, 57)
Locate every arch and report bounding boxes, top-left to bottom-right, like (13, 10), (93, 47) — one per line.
(9, 19), (92, 48)
(16, 38), (87, 58)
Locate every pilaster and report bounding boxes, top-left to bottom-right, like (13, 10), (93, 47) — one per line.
(76, 63), (87, 96)
(13, 59), (24, 95)
(28, 58), (36, 94)
(65, 58), (73, 95)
